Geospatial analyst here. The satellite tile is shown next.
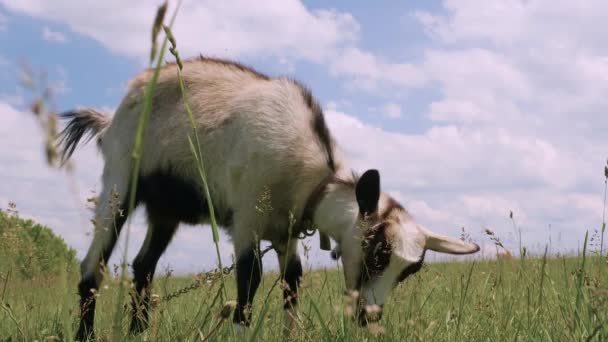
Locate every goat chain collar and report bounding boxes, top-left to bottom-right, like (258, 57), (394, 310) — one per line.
(298, 173), (335, 250)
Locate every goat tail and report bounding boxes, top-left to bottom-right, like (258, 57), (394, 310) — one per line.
(57, 108), (111, 163)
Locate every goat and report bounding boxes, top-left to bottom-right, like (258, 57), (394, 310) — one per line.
(57, 56), (480, 340)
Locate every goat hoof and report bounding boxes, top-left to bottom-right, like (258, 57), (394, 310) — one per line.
(75, 328), (95, 342)
(129, 319), (149, 335)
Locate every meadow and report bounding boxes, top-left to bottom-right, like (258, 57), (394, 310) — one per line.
(1, 238), (607, 341)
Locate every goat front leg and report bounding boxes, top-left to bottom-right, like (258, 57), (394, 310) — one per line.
(276, 239), (303, 336)
(233, 242), (263, 332)
(129, 216), (179, 334)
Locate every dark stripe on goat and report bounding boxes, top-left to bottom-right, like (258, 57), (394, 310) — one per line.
(291, 80), (336, 171)
(397, 252), (425, 283)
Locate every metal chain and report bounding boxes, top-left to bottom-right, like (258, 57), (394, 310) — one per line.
(157, 245), (275, 304)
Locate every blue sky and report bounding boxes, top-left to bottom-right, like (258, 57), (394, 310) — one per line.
(0, 1), (442, 133)
(1, 0), (607, 274)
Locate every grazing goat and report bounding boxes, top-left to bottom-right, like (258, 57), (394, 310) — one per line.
(58, 56), (480, 340)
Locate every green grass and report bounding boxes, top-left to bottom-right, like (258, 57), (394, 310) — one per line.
(0, 208), (78, 280)
(1, 251), (607, 341)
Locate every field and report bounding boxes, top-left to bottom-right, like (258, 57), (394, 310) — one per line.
(1, 246), (607, 341)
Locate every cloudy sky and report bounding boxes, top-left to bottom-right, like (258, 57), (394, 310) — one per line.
(0, 0), (606, 274)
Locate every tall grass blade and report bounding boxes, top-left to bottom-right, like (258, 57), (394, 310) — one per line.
(112, 1), (182, 339)
(455, 261), (475, 341)
(600, 167), (607, 259)
(248, 299), (271, 342)
(163, 23), (227, 300)
(310, 297), (332, 340)
(573, 231), (589, 337)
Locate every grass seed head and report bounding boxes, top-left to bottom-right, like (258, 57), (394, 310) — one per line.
(219, 300), (236, 320)
(150, 1), (168, 63)
(150, 294), (161, 308)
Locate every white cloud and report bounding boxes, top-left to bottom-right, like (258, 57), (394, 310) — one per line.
(0, 0), (358, 64)
(417, 1), (608, 141)
(408, 2), (608, 230)
(330, 47), (428, 92)
(422, 48), (531, 125)
(325, 108), (604, 254)
(416, 0), (608, 55)
(0, 0), (429, 97)
(42, 26), (68, 43)
(382, 102), (402, 119)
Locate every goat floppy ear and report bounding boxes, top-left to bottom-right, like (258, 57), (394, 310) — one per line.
(392, 222), (480, 263)
(356, 169), (381, 215)
(419, 225), (480, 254)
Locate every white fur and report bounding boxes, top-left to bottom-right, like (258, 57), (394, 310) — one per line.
(65, 59), (353, 336)
(361, 257), (408, 307)
(392, 221), (426, 264)
(81, 61), (340, 275)
(313, 181), (363, 289)
(360, 218), (425, 308)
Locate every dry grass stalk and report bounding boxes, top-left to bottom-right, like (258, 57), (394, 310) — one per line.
(200, 301), (236, 342)
(150, 1), (168, 63)
(484, 228), (514, 259)
(18, 62), (63, 169)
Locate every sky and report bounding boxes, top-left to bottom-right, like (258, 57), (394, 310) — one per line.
(0, 0), (607, 274)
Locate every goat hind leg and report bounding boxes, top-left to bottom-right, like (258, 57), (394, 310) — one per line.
(76, 185), (130, 341)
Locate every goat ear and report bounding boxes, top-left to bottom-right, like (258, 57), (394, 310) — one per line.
(356, 169), (381, 216)
(419, 225), (481, 254)
(393, 222), (480, 264)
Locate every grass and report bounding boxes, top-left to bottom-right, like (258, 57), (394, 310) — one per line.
(0, 251), (607, 341)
